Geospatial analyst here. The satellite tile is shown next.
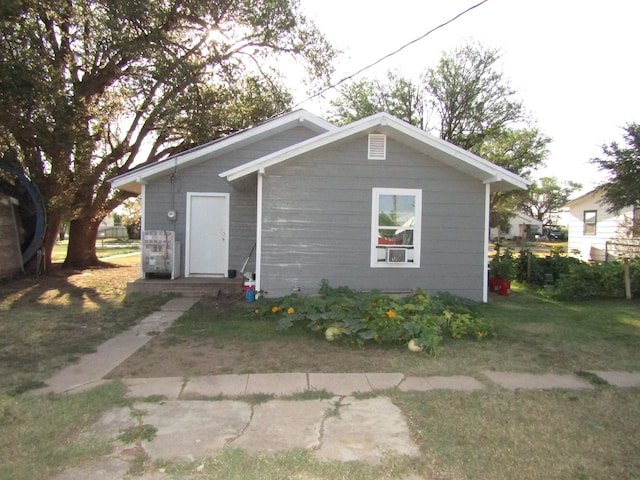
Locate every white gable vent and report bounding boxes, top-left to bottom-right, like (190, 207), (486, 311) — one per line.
(368, 134), (386, 160)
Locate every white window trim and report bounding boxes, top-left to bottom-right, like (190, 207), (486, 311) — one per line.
(583, 209), (597, 236)
(370, 187), (421, 268)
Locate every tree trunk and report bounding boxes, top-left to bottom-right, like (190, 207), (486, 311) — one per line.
(42, 213), (62, 268)
(64, 217), (101, 267)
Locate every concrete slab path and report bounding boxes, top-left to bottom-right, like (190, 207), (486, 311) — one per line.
(483, 371), (595, 390)
(33, 297), (200, 395)
(124, 372), (487, 399)
(587, 370), (640, 387)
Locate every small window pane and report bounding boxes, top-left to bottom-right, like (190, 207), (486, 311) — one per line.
(584, 210), (597, 235)
(377, 228), (413, 246)
(378, 194), (416, 226)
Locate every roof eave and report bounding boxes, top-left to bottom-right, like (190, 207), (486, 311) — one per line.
(110, 109), (336, 189)
(221, 113), (530, 192)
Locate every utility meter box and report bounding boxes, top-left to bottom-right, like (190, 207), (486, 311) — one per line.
(141, 230), (181, 279)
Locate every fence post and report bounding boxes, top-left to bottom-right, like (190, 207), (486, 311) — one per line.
(624, 258), (632, 300)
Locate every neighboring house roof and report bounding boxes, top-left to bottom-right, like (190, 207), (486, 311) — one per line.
(512, 211), (544, 225)
(219, 112), (529, 192)
(565, 188), (608, 209)
(110, 109), (337, 194)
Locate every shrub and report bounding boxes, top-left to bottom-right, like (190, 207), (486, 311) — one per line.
(253, 281), (493, 356)
(490, 246), (515, 280)
(554, 259), (640, 300)
(516, 247), (584, 287)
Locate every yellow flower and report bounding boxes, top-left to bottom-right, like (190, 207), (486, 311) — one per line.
(386, 310), (396, 318)
(287, 307), (295, 314)
(271, 306), (281, 313)
(254, 309), (260, 315)
(478, 331), (485, 337)
(374, 334), (380, 341)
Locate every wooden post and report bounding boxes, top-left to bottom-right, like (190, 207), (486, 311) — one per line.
(623, 258), (632, 300)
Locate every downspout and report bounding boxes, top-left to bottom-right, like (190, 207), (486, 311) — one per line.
(482, 183), (491, 303)
(139, 183), (146, 280)
(255, 168), (264, 293)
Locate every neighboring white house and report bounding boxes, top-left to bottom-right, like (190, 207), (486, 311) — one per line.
(565, 189), (637, 262)
(490, 211), (543, 241)
(98, 213), (128, 239)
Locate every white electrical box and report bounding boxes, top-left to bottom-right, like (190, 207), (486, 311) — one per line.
(141, 230), (181, 279)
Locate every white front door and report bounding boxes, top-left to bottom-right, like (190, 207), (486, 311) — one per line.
(186, 192), (229, 276)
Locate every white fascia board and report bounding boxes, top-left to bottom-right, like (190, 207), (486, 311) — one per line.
(565, 188), (601, 208)
(220, 114), (398, 181)
(386, 117), (530, 190)
(221, 112), (530, 192)
(111, 109), (336, 188)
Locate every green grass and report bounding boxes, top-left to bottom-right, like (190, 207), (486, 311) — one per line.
(0, 381), (128, 480)
(52, 240), (140, 262)
(163, 284), (640, 375)
(154, 447), (422, 480)
(1, 266), (639, 479)
(0, 256), (162, 394)
(394, 387), (640, 479)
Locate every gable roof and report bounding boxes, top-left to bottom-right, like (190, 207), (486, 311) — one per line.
(219, 112), (529, 192)
(512, 211), (544, 225)
(109, 109), (337, 193)
(565, 188), (603, 209)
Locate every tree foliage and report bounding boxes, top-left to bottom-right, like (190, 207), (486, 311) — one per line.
(518, 176), (582, 225)
(329, 71), (425, 128)
(591, 123), (640, 213)
(424, 43), (525, 151)
(330, 42), (549, 178)
(0, 0), (335, 267)
(119, 198), (141, 240)
(425, 43), (550, 230)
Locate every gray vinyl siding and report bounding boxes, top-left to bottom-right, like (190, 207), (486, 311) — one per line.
(260, 134), (487, 301)
(143, 126), (318, 276)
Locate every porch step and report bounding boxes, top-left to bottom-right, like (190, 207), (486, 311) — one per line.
(126, 277), (244, 298)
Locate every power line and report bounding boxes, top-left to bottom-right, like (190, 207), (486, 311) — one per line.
(290, 0), (490, 110)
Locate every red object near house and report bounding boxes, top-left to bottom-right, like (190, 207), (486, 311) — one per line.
(499, 280), (511, 296)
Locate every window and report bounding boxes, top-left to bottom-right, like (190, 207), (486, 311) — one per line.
(368, 134), (386, 160)
(371, 188), (421, 268)
(583, 210), (597, 235)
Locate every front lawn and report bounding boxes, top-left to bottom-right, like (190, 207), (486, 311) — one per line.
(113, 283), (640, 377)
(1, 265), (639, 479)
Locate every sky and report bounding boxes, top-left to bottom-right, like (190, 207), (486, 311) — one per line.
(288, 0), (640, 197)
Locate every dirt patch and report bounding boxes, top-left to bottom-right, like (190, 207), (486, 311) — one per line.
(108, 335), (432, 378)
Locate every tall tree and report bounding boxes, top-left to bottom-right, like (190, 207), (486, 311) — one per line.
(591, 123), (640, 213)
(0, 0), (335, 268)
(518, 176), (582, 225)
(424, 43), (525, 151)
(329, 71), (425, 128)
(424, 43), (549, 229)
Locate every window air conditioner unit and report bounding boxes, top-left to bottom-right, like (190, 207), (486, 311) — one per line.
(386, 248), (407, 263)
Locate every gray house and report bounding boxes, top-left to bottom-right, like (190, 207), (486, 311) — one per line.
(111, 110), (528, 302)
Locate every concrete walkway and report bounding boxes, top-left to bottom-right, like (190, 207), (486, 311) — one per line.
(39, 297), (640, 480)
(34, 297), (199, 395)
